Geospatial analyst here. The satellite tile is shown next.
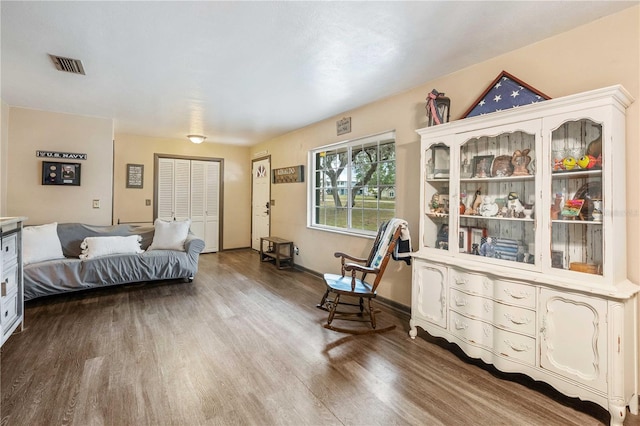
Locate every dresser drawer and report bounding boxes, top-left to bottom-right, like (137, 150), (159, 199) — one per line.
(450, 270), (492, 297)
(1, 291), (18, 328)
(493, 327), (536, 366)
(449, 288), (536, 336)
(1, 233), (18, 266)
(1, 264), (18, 297)
(449, 311), (535, 366)
(494, 279), (536, 309)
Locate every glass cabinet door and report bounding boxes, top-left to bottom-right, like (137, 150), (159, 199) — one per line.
(457, 125), (538, 267)
(549, 119), (603, 275)
(423, 143), (451, 251)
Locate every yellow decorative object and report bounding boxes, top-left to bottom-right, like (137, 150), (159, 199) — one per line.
(562, 156), (577, 170)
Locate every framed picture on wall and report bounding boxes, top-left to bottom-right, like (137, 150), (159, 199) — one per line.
(42, 161), (81, 186)
(126, 163), (144, 188)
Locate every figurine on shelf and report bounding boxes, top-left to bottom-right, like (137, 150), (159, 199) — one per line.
(587, 135), (602, 158)
(436, 224), (449, 250)
(478, 195), (499, 217)
(550, 193), (563, 220)
(468, 188), (482, 215)
(507, 192), (525, 218)
(511, 149), (532, 176)
(460, 158), (472, 178)
(430, 192), (440, 213)
(479, 237), (496, 257)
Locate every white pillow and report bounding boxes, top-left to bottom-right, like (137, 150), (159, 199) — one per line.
(79, 235), (144, 260)
(148, 218), (190, 251)
(22, 222), (65, 265)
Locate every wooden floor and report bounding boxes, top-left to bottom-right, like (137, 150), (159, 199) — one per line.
(1, 249), (639, 425)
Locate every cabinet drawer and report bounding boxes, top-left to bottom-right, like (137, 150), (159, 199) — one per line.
(450, 270), (492, 297)
(1, 264), (18, 297)
(450, 270), (536, 310)
(1, 291), (18, 328)
(494, 279), (536, 309)
(450, 311), (535, 366)
(450, 288), (536, 336)
(493, 327), (536, 366)
(1, 233), (18, 266)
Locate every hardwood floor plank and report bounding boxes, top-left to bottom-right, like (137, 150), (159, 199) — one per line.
(1, 249), (638, 425)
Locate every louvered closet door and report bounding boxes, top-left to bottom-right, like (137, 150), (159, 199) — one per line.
(204, 161), (220, 252)
(157, 158), (190, 221)
(157, 158), (175, 221)
(174, 159), (191, 221)
(190, 160), (220, 253)
(190, 161), (207, 243)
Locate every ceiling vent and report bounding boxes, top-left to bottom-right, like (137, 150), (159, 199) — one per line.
(49, 54), (85, 75)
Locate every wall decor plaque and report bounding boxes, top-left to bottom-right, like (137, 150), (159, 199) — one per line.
(42, 161), (81, 186)
(272, 165), (304, 184)
(126, 163), (144, 188)
(37, 150), (87, 160)
(337, 117), (351, 136)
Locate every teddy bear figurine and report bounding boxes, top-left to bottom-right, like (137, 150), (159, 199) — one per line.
(478, 195), (499, 217)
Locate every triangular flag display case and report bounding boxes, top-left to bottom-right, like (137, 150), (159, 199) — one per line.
(462, 70), (551, 118)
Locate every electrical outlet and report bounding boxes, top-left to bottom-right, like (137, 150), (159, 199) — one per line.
(92, 199), (100, 208)
(294, 246), (299, 255)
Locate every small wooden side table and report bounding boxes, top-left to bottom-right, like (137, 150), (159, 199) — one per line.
(260, 236), (294, 269)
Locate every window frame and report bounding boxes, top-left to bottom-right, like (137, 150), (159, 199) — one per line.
(307, 130), (396, 236)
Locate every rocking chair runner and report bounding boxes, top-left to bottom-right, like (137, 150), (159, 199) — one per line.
(317, 218), (409, 334)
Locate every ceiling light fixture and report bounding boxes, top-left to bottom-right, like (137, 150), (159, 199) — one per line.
(187, 134), (206, 144)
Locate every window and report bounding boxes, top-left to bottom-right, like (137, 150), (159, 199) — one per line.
(309, 130), (396, 235)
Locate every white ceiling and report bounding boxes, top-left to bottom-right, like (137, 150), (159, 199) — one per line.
(1, 1), (636, 146)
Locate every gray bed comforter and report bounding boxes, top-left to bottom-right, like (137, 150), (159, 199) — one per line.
(24, 223), (205, 301)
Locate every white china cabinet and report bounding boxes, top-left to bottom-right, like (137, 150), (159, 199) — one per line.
(410, 86), (638, 425)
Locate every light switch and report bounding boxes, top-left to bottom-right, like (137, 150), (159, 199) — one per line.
(92, 199), (100, 208)
(145, 199), (151, 206)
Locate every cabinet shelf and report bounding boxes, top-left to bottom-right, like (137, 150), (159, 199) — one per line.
(461, 215), (534, 222)
(426, 213), (449, 218)
(551, 169), (602, 179)
(461, 175), (534, 183)
(552, 219), (602, 225)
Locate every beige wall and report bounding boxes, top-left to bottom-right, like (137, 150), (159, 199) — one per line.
(251, 6), (640, 307)
(113, 134), (251, 250)
(1, 99), (9, 216)
(7, 107), (114, 225)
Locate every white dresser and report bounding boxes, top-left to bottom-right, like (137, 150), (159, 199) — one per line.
(410, 86), (638, 425)
(1, 216), (26, 347)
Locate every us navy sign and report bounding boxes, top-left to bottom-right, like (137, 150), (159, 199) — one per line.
(37, 150), (87, 160)
(272, 165), (304, 184)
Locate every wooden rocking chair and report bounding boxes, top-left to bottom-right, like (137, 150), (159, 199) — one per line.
(317, 219), (406, 334)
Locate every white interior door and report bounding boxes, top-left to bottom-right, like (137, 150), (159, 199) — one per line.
(190, 160), (220, 253)
(157, 158), (175, 221)
(204, 161), (220, 252)
(190, 160), (206, 244)
(252, 157), (270, 250)
(173, 159), (191, 221)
